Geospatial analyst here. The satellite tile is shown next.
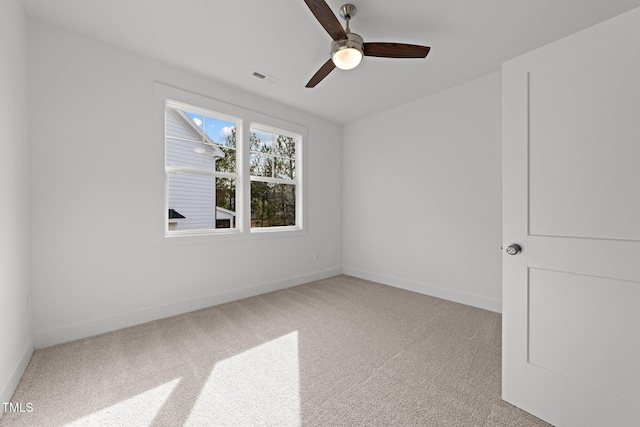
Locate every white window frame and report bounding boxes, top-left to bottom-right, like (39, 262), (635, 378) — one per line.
(249, 122), (301, 232)
(154, 83), (306, 243)
(165, 99), (242, 236)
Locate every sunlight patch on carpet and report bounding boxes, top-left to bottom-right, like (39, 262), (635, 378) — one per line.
(64, 378), (180, 426)
(185, 331), (301, 426)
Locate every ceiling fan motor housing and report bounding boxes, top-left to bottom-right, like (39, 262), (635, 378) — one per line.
(331, 32), (363, 55)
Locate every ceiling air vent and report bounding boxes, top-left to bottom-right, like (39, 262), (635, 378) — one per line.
(252, 71), (280, 84)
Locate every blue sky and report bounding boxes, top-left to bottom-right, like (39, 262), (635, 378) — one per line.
(184, 111), (284, 152)
(185, 111), (234, 146)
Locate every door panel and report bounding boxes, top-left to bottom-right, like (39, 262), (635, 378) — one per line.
(503, 6), (640, 426)
(529, 268), (640, 403)
(528, 32), (640, 241)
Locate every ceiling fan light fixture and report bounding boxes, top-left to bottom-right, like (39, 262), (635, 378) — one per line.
(332, 47), (362, 70)
(331, 33), (363, 70)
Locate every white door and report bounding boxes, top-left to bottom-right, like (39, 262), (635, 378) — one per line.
(502, 7), (640, 427)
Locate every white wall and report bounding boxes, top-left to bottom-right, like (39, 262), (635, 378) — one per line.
(343, 71), (503, 312)
(0, 0), (33, 405)
(28, 19), (343, 348)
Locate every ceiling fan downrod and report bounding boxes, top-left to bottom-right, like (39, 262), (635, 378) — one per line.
(339, 4), (356, 32)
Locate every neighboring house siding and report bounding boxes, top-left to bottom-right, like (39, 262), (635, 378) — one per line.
(166, 110), (195, 140)
(166, 110), (217, 230)
(165, 111), (216, 170)
(168, 174), (216, 230)
(166, 139), (217, 170)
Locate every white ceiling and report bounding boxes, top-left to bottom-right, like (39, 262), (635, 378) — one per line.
(21, 0), (640, 124)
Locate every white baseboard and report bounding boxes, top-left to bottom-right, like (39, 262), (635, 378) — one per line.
(342, 267), (502, 313)
(34, 268), (342, 349)
(0, 337), (34, 413)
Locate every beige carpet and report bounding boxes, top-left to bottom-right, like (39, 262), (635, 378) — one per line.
(1, 275), (551, 426)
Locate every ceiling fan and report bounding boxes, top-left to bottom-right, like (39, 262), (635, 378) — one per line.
(303, 1), (431, 88)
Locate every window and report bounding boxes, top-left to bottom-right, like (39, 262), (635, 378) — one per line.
(250, 125), (297, 228)
(165, 101), (239, 232)
(159, 85), (304, 238)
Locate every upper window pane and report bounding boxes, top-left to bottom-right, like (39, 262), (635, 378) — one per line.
(166, 108), (237, 173)
(216, 146), (236, 174)
(166, 110), (201, 142)
(249, 128), (296, 180)
(204, 116), (236, 148)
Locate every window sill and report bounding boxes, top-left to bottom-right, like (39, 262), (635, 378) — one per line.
(158, 227), (306, 246)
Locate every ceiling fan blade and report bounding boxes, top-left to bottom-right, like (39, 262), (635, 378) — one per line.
(306, 59), (336, 88)
(303, 0), (347, 41)
(363, 43), (431, 58)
